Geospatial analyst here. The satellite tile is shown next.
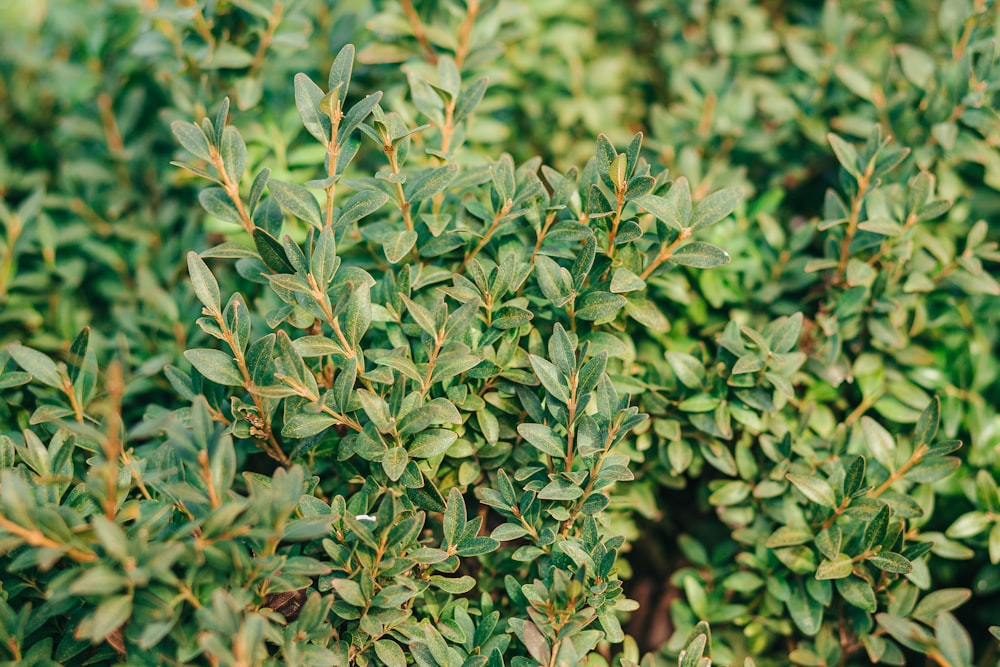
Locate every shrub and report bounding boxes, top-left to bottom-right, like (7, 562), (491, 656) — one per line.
(1, 1), (998, 666)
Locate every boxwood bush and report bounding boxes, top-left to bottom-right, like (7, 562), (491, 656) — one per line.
(1, 1), (999, 666)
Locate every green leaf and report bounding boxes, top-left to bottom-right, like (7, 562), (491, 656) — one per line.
(328, 44), (355, 103)
(671, 242), (731, 268)
(864, 505), (891, 550)
(374, 639), (406, 667)
(828, 133), (861, 179)
(408, 429), (457, 458)
(492, 305), (532, 330)
(787, 579), (822, 635)
(171, 121), (212, 161)
(876, 614), (935, 652)
(838, 577), (876, 612)
(538, 479), (583, 500)
(787, 473), (838, 509)
(913, 589), (972, 625)
(528, 355), (569, 402)
(406, 164), (458, 201)
(383, 230), (417, 264)
(816, 554), (855, 580)
(382, 447), (408, 482)
(576, 291), (626, 321)
(868, 552), (912, 574)
(610, 267), (645, 293)
(534, 255), (574, 307)
(9, 344), (63, 388)
(252, 229), (295, 274)
(188, 251), (222, 314)
(336, 189), (389, 227)
(666, 351), (705, 389)
(914, 396), (940, 446)
(517, 423), (565, 458)
(690, 188), (743, 231)
(220, 126), (247, 184)
(862, 417), (896, 470)
(935, 611), (972, 667)
(269, 180), (322, 228)
(77, 594), (132, 643)
(184, 349), (244, 386)
(293, 73), (331, 144)
(635, 177), (690, 230)
(199, 187), (244, 225)
(337, 92), (382, 144)
(443, 487), (466, 546)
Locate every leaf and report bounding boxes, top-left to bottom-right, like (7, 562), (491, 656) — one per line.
(868, 551), (912, 574)
(188, 252), (222, 314)
(220, 126), (247, 184)
(383, 230), (417, 264)
(337, 92), (383, 144)
(492, 305), (532, 330)
(9, 344), (63, 388)
(816, 553), (855, 580)
(252, 229), (295, 273)
(609, 267), (645, 293)
(864, 505), (890, 550)
(862, 416), (896, 470)
(528, 355), (569, 402)
(76, 595), (132, 643)
(671, 242), (731, 268)
(336, 189), (389, 227)
(666, 351), (705, 389)
(576, 291), (626, 321)
(838, 577), (876, 612)
(913, 589), (972, 625)
(293, 73), (330, 143)
(787, 473), (838, 509)
(522, 621), (551, 665)
(443, 487), (466, 546)
(269, 180), (322, 228)
(171, 121), (212, 161)
(199, 187), (244, 225)
(690, 188), (743, 231)
(914, 396), (940, 446)
(374, 639), (406, 667)
(828, 133), (861, 179)
(517, 423), (565, 458)
(935, 611), (972, 667)
(406, 164), (458, 201)
(382, 446), (408, 482)
(184, 349), (244, 386)
(534, 255), (574, 306)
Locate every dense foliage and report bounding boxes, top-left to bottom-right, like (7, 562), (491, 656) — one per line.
(1, 1), (998, 666)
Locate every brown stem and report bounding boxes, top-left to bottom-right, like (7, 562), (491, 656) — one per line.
(209, 145), (255, 234)
(639, 227), (691, 280)
(0, 515), (97, 563)
(400, 0), (438, 64)
(833, 164), (874, 285)
(386, 146), (415, 232)
(248, 1), (283, 77)
(868, 444), (927, 498)
(461, 199), (513, 270)
(454, 0), (480, 68)
(215, 305), (290, 465)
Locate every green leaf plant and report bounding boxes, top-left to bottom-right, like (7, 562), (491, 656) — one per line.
(1, 1), (998, 666)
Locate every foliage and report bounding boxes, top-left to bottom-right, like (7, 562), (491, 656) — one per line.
(1, 1), (999, 666)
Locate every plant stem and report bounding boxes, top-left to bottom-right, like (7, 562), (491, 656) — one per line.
(400, 0), (438, 64)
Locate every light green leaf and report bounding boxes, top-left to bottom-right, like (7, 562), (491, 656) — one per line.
(269, 180), (322, 228)
(787, 473), (838, 509)
(184, 349), (244, 386)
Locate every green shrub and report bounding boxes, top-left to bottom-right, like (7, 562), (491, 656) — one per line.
(1, 1), (998, 666)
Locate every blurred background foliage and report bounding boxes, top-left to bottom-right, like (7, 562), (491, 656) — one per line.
(1, 0), (999, 665)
